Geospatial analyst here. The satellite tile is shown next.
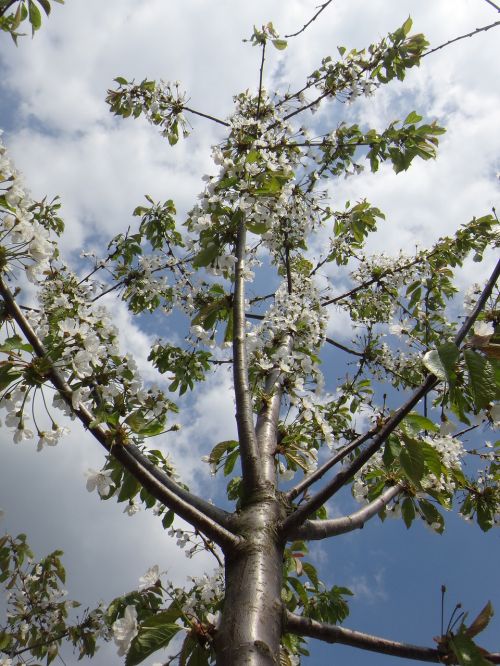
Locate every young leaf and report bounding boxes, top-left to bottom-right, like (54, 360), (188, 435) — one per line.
(125, 616), (181, 666)
(401, 497), (415, 528)
(422, 349), (447, 380)
(272, 38), (288, 50)
(466, 601), (494, 639)
(399, 439), (425, 484)
(464, 350), (497, 410)
(28, 0), (42, 32)
(403, 413), (439, 434)
(449, 631), (494, 666)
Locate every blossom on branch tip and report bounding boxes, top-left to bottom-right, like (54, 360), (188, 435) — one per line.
(138, 565), (160, 590)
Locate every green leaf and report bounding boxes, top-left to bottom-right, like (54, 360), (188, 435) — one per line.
(449, 631), (494, 666)
(125, 411), (165, 436)
(28, 0), (42, 32)
(383, 438), (401, 467)
(162, 509), (175, 529)
(224, 449), (239, 476)
(208, 440), (238, 465)
(125, 615), (181, 666)
(401, 497), (415, 528)
(0, 364), (22, 390)
(466, 601), (494, 639)
(247, 221), (269, 235)
(464, 350), (497, 410)
(180, 635), (210, 666)
(37, 0), (51, 16)
(0, 632), (12, 651)
(402, 413), (439, 434)
(402, 16), (413, 36)
(0, 334), (33, 353)
(403, 111), (422, 125)
(422, 349), (447, 380)
(302, 562), (319, 590)
(399, 439), (425, 484)
(117, 472), (141, 503)
(272, 38), (288, 50)
(417, 499), (444, 533)
(192, 243), (219, 268)
(437, 342), (460, 384)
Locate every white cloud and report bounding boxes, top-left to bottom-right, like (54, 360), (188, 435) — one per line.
(0, 2), (499, 663)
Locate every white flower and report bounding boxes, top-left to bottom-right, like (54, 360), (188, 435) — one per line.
(112, 605), (138, 656)
(85, 469), (113, 497)
(124, 499), (140, 516)
(439, 420), (456, 436)
(13, 425), (34, 444)
(37, 426), (69, 452)
(206, 611), (221, 629)
(473, 321), (494, 337)
(138, 565), (160, 591)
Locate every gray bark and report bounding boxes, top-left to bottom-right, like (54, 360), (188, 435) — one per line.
(216, 499), (286, 666)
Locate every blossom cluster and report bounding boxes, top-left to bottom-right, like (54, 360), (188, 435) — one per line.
(0, 265), (177, 446)
(0, 133), (56, 281)
(352, 434), (465, 510)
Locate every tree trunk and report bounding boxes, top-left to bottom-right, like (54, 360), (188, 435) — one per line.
(215, 497), (285, 666)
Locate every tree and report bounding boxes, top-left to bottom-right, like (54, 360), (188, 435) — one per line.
(0, 1), (499, 664)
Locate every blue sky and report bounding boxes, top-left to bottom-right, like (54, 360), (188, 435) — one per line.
(0, 1), (499, 664)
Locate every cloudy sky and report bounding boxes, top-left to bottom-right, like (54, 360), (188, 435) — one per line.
(0, 1), (499, 665)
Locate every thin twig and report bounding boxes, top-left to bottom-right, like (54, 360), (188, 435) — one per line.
(282, 259), (500, 534)
(287, 427), (376, 501)
(325, 337), (364, 357)
(0, 1), (18, 19)
(256, 40), (266, 118)
(182, 106), (230, 127)
(423, 20), (500, 57)
(285, 0), (335, 39)
(0, 278), (239, 550)
(482, 0), (500, 11)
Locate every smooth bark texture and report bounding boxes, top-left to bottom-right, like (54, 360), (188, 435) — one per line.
(233, 218), (263, 497)
(290, 484), (403, 540)
(285, 612), (500, 663)
(216, 500), (286, 666)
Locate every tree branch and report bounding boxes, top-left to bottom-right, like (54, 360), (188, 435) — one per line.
(182, 105), (230, 127)
(284, 611), (500, 663)
(256, 40), (266, 118)
(0, 0), (17, 19)
(325, 336), (365, 357)
(422, 20), (500, 57)
(0, 278), (239, 551)
(483, 0), (500, 10)
(285, 0), (335, 39)
(255, 337), (292, 486)
(288, 483), (403, 540)
(282, 258), (500, 535)
(232, 218), (263, 496)
(286, 428), (376, 502)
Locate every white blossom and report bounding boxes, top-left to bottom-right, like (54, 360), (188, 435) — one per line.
(112, 605), (138, 656)
(473, 321), (494, 337)
(85, 469), (113, 497)
(138, 565), (160, 591)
